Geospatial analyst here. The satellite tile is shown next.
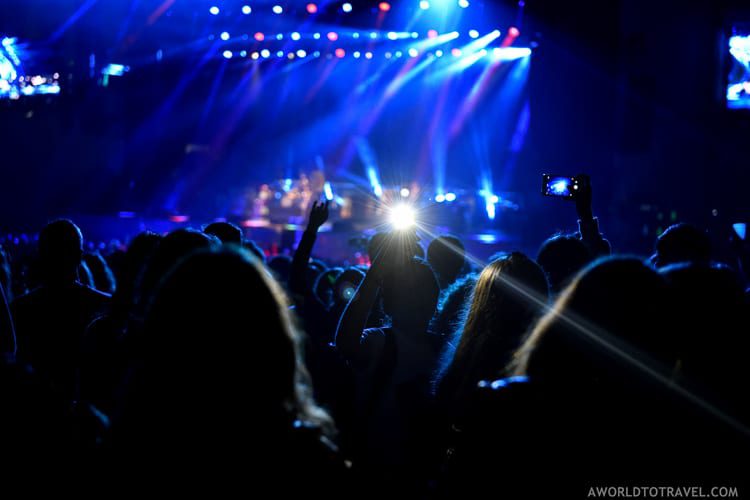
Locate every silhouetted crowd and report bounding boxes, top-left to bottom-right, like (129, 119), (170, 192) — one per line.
(0, 180), (748, 497)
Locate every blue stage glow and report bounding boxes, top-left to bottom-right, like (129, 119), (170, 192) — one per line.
(420, 1), (430, 9)
(435, 50), (443, 57)
(209, 6), (219, 15)
(458, 0), (469, 7)
(342, 3), (353, 13)
(324, 182), (334, 201)
(240, 50), (247, 57)
(102, 63), (129, 76)
(276, 33), (284, 40)
(727, 34), (750, 109)
(370, 32), (378, 39)
(387, 32), (398, 40)
(222, 50), (233, 59)
(276, 50), (284, 58)
(242, 5), (251, 15)
(220, 31), (230, 41)
(352, 32), (360, 39)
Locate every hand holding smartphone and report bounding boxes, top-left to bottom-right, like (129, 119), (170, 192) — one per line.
(541, 174), (580, 199)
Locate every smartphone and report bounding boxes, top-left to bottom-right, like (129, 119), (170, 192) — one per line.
(732, 222), (746, 241)
(542, 174), (579, 199)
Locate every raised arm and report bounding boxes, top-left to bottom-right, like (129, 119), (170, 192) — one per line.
(575, 174), (611, 257)
(289, 200), (329, 302)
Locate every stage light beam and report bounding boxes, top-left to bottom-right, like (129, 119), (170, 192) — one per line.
(389, 204), (416, 230)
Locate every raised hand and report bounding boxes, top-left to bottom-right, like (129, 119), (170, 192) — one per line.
(307, 200), (330, 231)
(575, 173), (593, 220)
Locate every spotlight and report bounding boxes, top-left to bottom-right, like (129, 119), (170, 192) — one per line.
(291, 32), (301, 41)
(365, 51), (373, 59)
(370, 32), (378, 39)
(254, 32), (265, 41)
(297, 49), (307, 57)
(408, 48), (419, 57)
(222, 50), (233, 59)
(327, 32), (338, 41)
(385, 51), (392, 58)
(435, 194), (445, 203)
(261, 49), (270, 58)
(435, 49), (443, 57)
(335, 48), (345, 58)
(445, 192), (457, 202)
(379, 2), (391, 12)
(276, 50), (284, 57)
(242, 5), (251, 14)
(411, 32), (419, 38)
(400, 188), (410, 197)
(395, 50), (403, 57)
(420, 0), (430, 9)
(313, 51), (321, 57)
(458, 0), (469, 7)
(272, 5), (283, 14)
(313, 33), (321, 39)
(342, 3), (353, 13)
(469, 29), (479, 39)
(451, 48), (462, 57)
(220, 31), (230, 41)
(509, 26), (520, 37)
(353, 51), (361, 58)
(352, 32), (360, 39)
(389, 204), (416, 230)
(209, 6), (220, 15)
(251, 52), (260, 59)
(387, 32), (398, 40)
(240, 50), (247, 57)
(427, 29), (438, 39)
(276, 33), (284, 40)
(306, 3), (318, 14)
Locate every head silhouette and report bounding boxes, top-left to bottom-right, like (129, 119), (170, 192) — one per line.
(38, 219), (83, 283)
(313, 267), (342, 309)
(381, 257), (439, 333)
(120, 248), (332, 453)
(652, 223), (711, 268)
(203, 221), (243, 246)
(437, 253), (548, 406)
(511, 257), (672, 386)
(243, 239), (266, 264)
(427, 235), (466, 288)
(537, 234), (593, 293)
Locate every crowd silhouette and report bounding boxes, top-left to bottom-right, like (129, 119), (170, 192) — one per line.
(0, 176), (748, 496)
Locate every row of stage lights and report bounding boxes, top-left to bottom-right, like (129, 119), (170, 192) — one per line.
(208, 1), (471, 16)
(219, 46), (530, 60)
(213, 28), (518, 43)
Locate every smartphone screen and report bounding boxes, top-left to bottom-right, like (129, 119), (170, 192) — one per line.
(542, 174), (579, 199)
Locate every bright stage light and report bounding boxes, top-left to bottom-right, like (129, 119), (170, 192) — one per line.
(291, 32), (301, 41)
(379, 2), (391, 12)
(492, 47), (532, 60)
(395, 51), (403, 57)
(254, 32), (265, 41)
(445, 192), (457, 202)
(469, 29), (479, 39)
(222, 50), (233, 59)
(306, 3), (318, 14)
(408, 48), (419, 57)
(313, 32), (321, 39)
(327, 32), (338, 41)
(342, 3), (353, 12)
(389, 204), (416, 230)
(261, 49), (270, 58)
(297, 49), (307, 58)
(427, 29), (438, 39)
(352, 32), (360, 39)
(509, 26), (520, 37)
(435, 49), (443, 57)
(209, 6), (219, 15)
(276, 33), (284, 40)
(335, 48), (345, 58)
(365, 52), (373, 59)
(435, 194), (445, 203)
(387, 32), (398, 40)
(411, 32), (419, 38)
(458, 0), (469, 7)
(353, 51), (361, 58)
(242, 5), (251, 14)
(451, 48), (462, 57)
(385, 51), (392, 59)
(272, 5), (283, 14)
(370, 32), (378, 39)
(240, 50), (247, 57)
(276, 50), (284, 58)
(251, 51), (259, 59)
(220, 31), (230, 41)
(400, 188), (410, 197)
(324, 182), (334, 201)
(420, 1), (430, 9)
